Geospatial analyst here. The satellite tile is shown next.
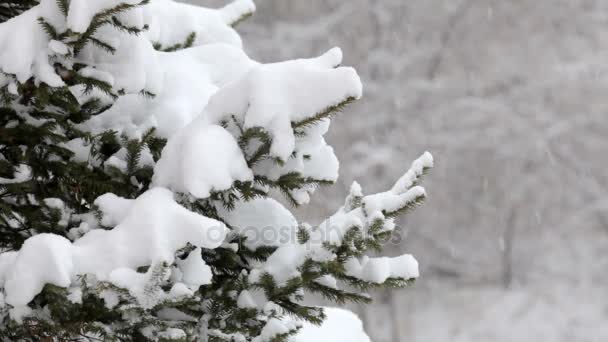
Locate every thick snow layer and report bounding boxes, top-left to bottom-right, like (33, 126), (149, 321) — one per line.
(145, 46), (362, 200)
(0, 0), (251, 95)
(153, 123), (253, 198)
(0, 188), (227, 306)
(3, 234), (74, 307)
(344, 255), (419, 283)
(143, 0), (255, 48)
(218, 197), (298, 250)
(236, 290), (257, 309)
(256, 244), (308, 283)
(81, 44), (254, 138)
(177, 247), (213, 287)
(78, 25), (164, 94)
(206, 47), (362, 161)
(0, 0), (158, 92)
(294, 307), (371, 342)
(95, 192), (135, 227)
(48, 39), (69, 55)
(0, 0), (64, 86)
(75, 188), (226, 276)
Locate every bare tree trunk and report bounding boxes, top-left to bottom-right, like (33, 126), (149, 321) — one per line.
(388, 291), (402, 342)
(502, 209), (516, 289)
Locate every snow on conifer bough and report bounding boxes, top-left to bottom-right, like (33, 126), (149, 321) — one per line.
(0, 0), (433, 340)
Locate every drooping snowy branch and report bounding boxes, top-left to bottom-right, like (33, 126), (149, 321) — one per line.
(152, 47), (361, 201)
(241, 152), (432, 289)
(205, 47), (362, 161)
(1, 188), (227, 308)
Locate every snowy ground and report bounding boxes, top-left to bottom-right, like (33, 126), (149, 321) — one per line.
(183, 1), (608, 341)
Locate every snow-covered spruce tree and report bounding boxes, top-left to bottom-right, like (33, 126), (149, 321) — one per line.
(0, 0), (433, 341)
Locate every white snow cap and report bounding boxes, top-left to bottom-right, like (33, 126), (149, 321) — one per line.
(143, 0), (254, 49)
(2, 234), (74, 307)
(344, 255), (419, 284)
(80, 43), (255, 139)
(218, 197), (298, 250)
(206, 47), (362, 161)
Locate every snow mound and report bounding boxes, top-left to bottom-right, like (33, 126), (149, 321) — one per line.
(153, 123), (253, 198)
(218, 197), (298, 250)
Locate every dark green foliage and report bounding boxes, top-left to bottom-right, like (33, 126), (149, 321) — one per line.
(72, 0), (150, 54)
(229, 12), (253, 28)
(0, 1), (176, 339)
(56, 0), (69, 17)
(291, 96), (356, 133)
(170, 88), (429, 338)
(0, 97), (164, 250)
(154, 32), (197, 52)
(0, 0), (39, 23)
(0, 0), (164, 248)
(0, 282), (128, 341)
